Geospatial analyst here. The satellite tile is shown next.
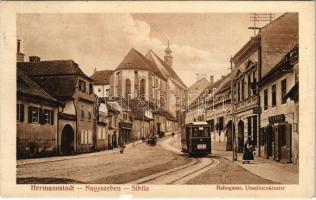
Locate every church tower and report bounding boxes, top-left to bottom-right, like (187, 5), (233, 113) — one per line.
(164, 40), (173, 68)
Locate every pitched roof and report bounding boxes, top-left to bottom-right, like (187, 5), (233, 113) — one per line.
(259, 12), (298, 77)
(187, 78), (210, 92)
(17, 60), (91, 80)
(90, 70), (113, 85)
(189, 74), (232, 109)
(115, 48), (166, 80)
(31, 76), (78, 99)
(146, 50), (187, 88)
(17, 68), (59, 104)
(17, 60), (89, 100)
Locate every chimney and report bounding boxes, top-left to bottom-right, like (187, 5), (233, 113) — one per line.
(210, 75), (214, 84)
(16, 39), (24, 62)
(29, 56), (41, 63)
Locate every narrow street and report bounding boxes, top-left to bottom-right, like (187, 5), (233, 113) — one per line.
(17, 133), (275, 184)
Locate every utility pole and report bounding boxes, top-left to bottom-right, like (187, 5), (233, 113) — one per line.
(230, 56), (237, 161)
(249, 13), (275, 36)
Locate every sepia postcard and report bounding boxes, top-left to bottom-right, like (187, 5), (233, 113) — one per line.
(0, 1), (315, 198)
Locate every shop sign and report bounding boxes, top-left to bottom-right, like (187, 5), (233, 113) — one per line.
(268, 114), (285, 124)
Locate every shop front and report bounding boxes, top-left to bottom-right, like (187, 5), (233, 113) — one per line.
(261, 114), (292, 163)
(119, 122), (132, 144)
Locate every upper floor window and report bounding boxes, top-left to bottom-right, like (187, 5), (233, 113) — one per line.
(272, 84), (276, 107)
(281, 79), (287, 104)
(264, 89), (268, 110)
(17, 103), (24, 122)
(140, 79), (146, 99)
(88, 111), (92, 121)
(247, 74), (251, 98)
(123, 113), (128, 120)
(252, 71), (257, 95)
(81, 110), (85, 119)
(241, 78), (245, 101)
(98, 88), (101, 92)
(237, 82), (240, 102)
(79, 80), (86, 93)
(89, 83), (93, 95)
(125, 79), (131, 99)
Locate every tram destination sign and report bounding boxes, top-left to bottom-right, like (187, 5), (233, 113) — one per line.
(268, 114), (286, 124)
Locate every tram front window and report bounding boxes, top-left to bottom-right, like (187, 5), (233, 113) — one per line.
(192, 127), (210, 137)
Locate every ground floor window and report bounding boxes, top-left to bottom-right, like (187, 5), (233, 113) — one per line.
(17, 103), (24, 122)
(81, 129), (92, 144)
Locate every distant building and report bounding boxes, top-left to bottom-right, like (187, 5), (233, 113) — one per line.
(18, 58), (96, 155)
(90, 70), (113, 97)
(186, 78), (210, 107)
(95, 97), (110, 151)
(17, 68), (60, 158)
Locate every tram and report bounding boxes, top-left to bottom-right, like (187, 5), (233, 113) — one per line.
(181, 121), (212, 156)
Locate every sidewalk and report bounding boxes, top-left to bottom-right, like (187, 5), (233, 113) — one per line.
(17, 139), (143, 166)
(212, 141), (299, 184)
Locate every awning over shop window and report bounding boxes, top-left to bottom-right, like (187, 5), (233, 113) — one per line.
(284, 82), (298, 102)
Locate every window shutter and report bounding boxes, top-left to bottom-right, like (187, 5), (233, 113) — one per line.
(21, 104), (24, 122)
(51, 110), (54, 125)
(28, 106), (32, 123)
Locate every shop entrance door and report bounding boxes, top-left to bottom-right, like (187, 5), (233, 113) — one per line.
(266, 125), (273, 158)
(279, 123), (292, 163)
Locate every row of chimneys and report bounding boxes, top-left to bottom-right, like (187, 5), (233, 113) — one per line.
(17, 39), (40, 63)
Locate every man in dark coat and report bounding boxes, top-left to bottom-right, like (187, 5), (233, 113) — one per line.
(242, 136), (255, 164)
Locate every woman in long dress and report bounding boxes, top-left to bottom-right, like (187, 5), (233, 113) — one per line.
(243, 136), (254, 164)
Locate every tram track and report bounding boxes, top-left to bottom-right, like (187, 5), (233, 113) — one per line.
(129, 136), (219, 184)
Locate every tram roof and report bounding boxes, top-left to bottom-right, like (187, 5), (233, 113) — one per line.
(186, 121), (209, 126)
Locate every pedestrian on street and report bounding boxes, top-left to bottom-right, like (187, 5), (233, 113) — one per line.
(242, 135), (255, 164)
(172, 132), (175, 138)
(119, 140), (125, 154)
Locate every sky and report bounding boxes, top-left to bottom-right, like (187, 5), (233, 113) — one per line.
(17, 13), (278, 87)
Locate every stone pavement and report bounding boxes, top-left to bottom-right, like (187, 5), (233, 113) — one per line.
(212, 141), (299, 184)
(17, 130), (180, 166)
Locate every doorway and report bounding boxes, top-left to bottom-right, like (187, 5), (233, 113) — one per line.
(61, 124), (74, 155)
(237, 120), (244, 153)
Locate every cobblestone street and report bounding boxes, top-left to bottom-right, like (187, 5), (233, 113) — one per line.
(17, 134), (283, 184)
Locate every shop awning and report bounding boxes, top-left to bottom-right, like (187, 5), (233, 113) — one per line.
(284, 82), (298, 102)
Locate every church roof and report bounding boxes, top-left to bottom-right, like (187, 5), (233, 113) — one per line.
(145, 50), (187, 89)
(90, 70), (114, 85)
(115, 48), (166, 81)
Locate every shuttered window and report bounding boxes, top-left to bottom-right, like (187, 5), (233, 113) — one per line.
(272, 84), (276, 107)
(281, 79), (287, 104)
(17, 104), (24, 122)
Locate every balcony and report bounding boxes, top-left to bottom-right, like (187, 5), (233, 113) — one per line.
(236, 95), (258, 111)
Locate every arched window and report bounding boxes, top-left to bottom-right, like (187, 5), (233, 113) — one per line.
(125, 79), (131, 99)
(140, 79), (146, 99)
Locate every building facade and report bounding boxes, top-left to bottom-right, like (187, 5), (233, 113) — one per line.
(18, 58), (96, 155)
(90, 70), (113, 97)
(17, 69), (60, 159)
(258, 45), (299, 164)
